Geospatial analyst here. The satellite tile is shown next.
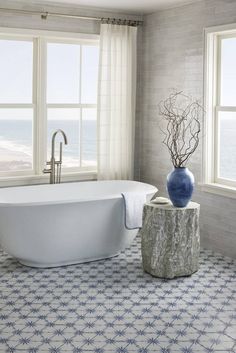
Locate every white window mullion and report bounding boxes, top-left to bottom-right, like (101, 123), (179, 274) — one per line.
(80, 108), (83, 168)
(0, 104), (33, 108)
(36, 38), (47, 175)
(216, 36), (222, 107)
(214, 36), (221, 183)
(214, 110), (220, 183)
(46, 103), (96, 109)
(32, 37), (38, 175)
(203, 32), (216, 184)
(216, 106), (236, 112)
(79, 45), (83, 168)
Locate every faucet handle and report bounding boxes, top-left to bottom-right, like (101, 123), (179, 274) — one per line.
(43, 168), (51, 174)
(43, 160), (52, 174)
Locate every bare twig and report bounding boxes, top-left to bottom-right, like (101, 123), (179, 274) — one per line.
(158, 91), (204, 168)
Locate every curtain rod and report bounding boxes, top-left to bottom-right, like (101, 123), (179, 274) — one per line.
(0, 7), (143, 25)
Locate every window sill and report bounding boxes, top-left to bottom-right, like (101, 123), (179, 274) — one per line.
(0, 171), (97, 188)
(199, 182), (236, 199)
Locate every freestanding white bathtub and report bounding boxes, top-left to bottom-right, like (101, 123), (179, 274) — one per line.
(0, 180), (157, 268)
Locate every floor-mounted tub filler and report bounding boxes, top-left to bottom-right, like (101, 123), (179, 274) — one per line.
(0, 180), (157, 268)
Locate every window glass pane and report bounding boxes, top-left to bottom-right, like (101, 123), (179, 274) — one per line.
(81, 46), (99, 104)
(47, 43), (80, 103)
(0, 109), (33, 171)
(82, 108), (97, 167)
(221, 37), (236, 106)
(219, 112), (236, 180)
(47, 108), (80, 168)
(0, 40), (33, 103)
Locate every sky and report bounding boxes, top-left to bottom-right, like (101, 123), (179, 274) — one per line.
(221, 37), (236, 106)
(0, 39), (99, 120)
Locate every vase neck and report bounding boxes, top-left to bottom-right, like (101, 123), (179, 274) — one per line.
(174, 167), (187, 171)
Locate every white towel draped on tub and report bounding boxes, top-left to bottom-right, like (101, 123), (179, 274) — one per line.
(121, 192), (147, 230)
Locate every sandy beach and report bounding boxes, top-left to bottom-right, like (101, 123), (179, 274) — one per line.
(0, 145), (32, 171)
(0, 145), (96, 172)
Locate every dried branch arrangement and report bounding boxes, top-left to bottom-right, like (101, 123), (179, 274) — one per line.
(158, 91), (203, 168)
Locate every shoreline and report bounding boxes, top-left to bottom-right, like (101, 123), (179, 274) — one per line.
(0, 146), (96, 171)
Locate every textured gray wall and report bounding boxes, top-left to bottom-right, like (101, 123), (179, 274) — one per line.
(0, 0), (142, 34)
(135, 0), (236, 258)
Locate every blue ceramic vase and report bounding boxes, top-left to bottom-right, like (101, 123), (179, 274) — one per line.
(167, 167), (194, 207)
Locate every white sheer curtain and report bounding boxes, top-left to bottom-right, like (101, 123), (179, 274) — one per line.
(97, 23), (137, 180)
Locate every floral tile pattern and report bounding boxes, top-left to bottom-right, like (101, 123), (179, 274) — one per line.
(0, 237), (236, 353)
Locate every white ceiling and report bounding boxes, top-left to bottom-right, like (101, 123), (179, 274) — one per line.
(24, 0), (204, 15)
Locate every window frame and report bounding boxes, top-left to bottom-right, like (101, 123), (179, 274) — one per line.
(0, 27), (99, 186)
(202, 23), (236, 198)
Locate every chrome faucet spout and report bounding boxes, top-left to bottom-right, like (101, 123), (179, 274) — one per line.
(51, 129), (68, 161)
(43, 129), (68, 184)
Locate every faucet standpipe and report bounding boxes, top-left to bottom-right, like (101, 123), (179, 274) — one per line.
(43, 130), (68, 184)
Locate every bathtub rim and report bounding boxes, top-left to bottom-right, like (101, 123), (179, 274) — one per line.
(0, 180), (158, 207)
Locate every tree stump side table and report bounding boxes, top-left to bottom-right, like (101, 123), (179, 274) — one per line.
(140, 201), (200, 279)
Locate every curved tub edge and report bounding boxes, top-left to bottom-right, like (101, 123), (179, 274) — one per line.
(18, 251), (121, 268)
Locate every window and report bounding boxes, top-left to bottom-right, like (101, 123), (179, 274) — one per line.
(204, 24), (236, 194)
(46, 41), (99, 170)
(0, 39), (34, 174)
(0, 29), (99, 180)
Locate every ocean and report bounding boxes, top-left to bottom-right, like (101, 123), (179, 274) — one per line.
(0, 119), (97, 172)
(0, 117), (235, 181)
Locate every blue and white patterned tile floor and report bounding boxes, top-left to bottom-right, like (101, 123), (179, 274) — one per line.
(0, 236), (236, 353)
